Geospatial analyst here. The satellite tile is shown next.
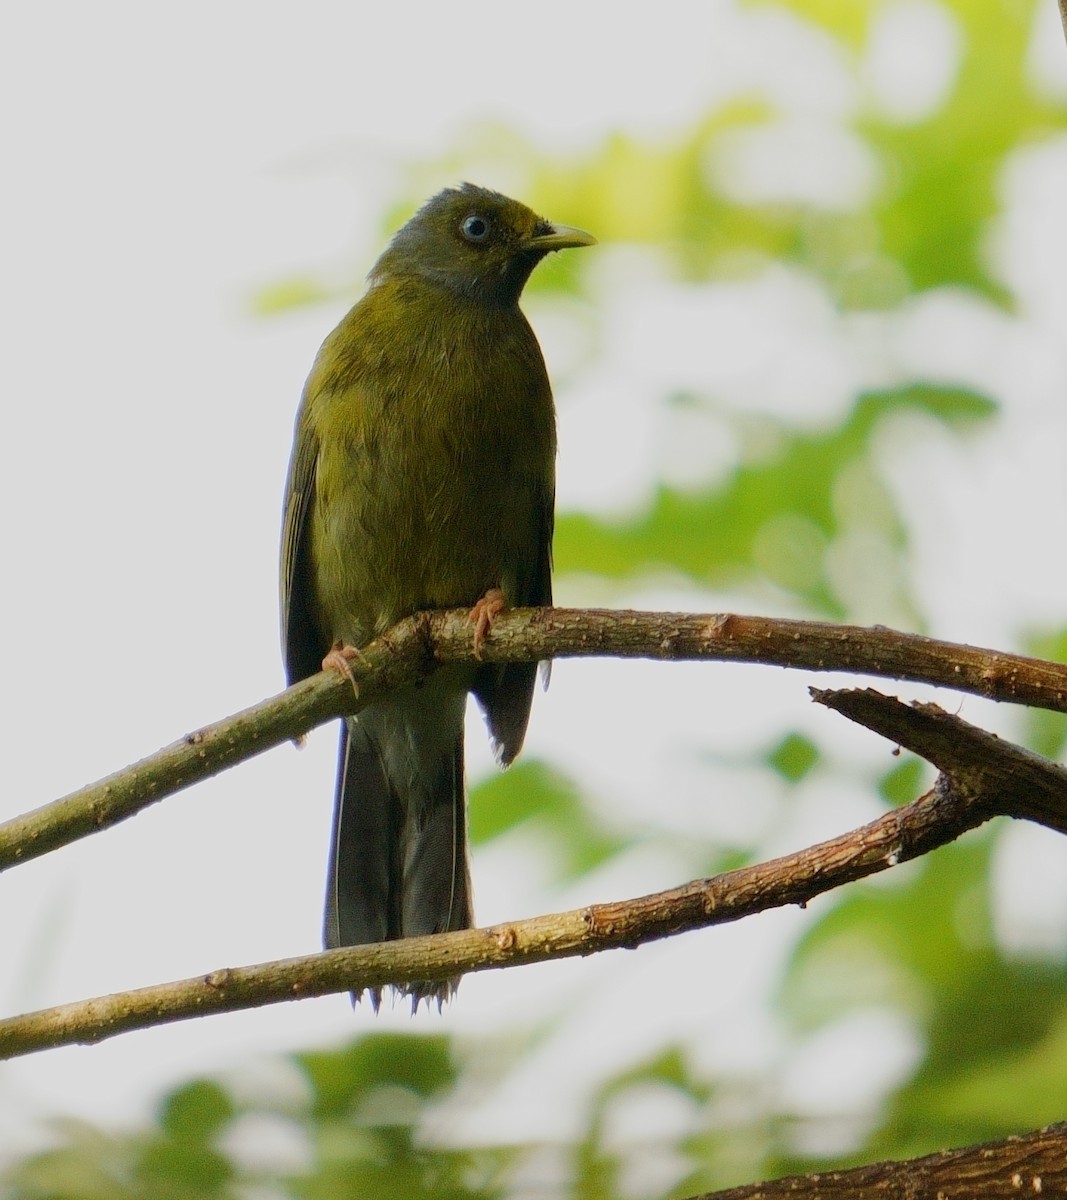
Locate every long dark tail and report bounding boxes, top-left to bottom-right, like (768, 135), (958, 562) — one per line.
(324, 684), (472, 1005)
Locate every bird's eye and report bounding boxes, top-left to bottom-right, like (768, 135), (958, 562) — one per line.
(461, 214), (490, 243)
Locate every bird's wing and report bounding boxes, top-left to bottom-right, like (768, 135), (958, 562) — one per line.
(280, 411), (324, 685)
(474, 478), (554, 766)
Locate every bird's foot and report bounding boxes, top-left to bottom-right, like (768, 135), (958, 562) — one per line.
(469, 587), (507, 658)
(322, 641), (363, 694)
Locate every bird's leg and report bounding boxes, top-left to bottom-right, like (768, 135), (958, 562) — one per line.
(469, 587), (507, 658)
(322, 641), (363, 693)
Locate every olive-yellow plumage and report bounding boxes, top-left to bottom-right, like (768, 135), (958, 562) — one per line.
(279, 184), (594, 1002)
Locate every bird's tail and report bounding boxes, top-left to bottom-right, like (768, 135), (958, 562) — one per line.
(324, 682), (472, 1007)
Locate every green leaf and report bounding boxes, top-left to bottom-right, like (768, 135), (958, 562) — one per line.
(157, 1080), (233, 1143)
(767, 733), (820, 782)
(296, 1034), (457, 1121)
(878, 756), (926, 806)
(135, 1139), (233, 1197)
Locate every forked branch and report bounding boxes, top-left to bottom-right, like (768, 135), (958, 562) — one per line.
(3, 607), (1066, 871)
(4, 680), (1067, 1057)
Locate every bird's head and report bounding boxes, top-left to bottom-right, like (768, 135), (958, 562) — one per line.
(370, 183), (596, 306)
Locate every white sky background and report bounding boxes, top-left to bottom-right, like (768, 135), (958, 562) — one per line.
(2, 0), (1067, 1165)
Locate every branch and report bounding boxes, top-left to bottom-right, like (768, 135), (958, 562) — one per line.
(814, 687), (1067, 833)
(0, 772), (991, 1059)
(686, 1121), (1067, 1199)
(3, 608), (1066, 871)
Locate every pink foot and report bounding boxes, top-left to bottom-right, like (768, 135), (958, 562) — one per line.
(322, 641), (362, 690)
(469, 587), (506, 658)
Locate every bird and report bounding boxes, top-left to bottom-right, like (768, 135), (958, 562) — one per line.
(279, 183), (595, 1005)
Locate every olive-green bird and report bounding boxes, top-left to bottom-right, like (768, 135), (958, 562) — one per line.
(280, 183), (595, 1003)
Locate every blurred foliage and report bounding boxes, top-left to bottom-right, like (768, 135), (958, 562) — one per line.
(777, 832), (1067, 1168)
(14, 0), (1067, 1196)
(468, 760), (631, 882)
(555, 385), (993, 618)
(783, 0), (1065, 301)
(5, 1037), (512, 1200)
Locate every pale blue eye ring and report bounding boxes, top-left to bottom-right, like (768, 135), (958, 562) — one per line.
(461, 214), (490, 242)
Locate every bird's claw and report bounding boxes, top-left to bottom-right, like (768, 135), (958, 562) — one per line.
(322, 641), (363, 694)
(469, 587), (506, 658)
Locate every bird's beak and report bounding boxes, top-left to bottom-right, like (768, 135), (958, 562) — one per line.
(526, 222), (597, 252)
